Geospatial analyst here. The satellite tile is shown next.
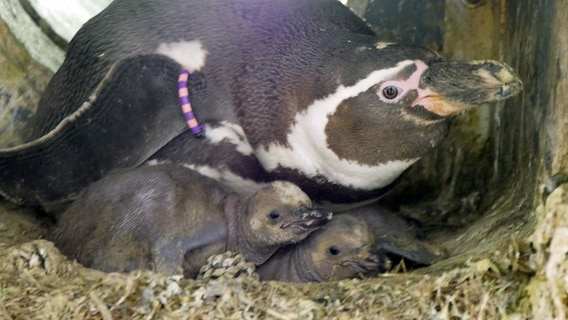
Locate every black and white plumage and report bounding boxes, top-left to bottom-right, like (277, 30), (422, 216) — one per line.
(0, 0), (522, 208)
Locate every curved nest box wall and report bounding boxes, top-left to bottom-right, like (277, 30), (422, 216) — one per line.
(0, 0), (566, 318)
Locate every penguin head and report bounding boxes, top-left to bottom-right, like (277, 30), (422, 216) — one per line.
(243, 181), (332, 247)
(322, 42), (523, 166)
(321, 45), (450, 169)
(255, 41), (522, 204)
(305, 215), (380, 281)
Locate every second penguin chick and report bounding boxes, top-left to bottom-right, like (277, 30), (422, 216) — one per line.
(256, 215), (382, 283)
(51, 164), (332, 278)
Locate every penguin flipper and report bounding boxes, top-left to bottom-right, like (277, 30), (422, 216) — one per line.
(152, 221), (228, 278)
(0, 54), (187, 206)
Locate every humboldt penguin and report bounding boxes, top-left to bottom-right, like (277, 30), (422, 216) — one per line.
(0, 0), (523, 209)
(50, 164), (332, 278)
(256, 215), (382, 283)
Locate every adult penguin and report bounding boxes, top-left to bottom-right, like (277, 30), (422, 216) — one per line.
(0, 0), (522, 209)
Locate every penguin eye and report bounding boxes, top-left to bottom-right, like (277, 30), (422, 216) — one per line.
(382, 86), (399, 99)
(268, 210), (280, 219)
(378, 81), (405, 103)
(328, 246), (341, 256)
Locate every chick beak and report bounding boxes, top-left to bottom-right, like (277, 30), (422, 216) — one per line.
(415, 60), (523, 117)
(281, 207), (333, 234)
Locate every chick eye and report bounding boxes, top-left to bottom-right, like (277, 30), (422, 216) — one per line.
(382, 86), (399, 100)
(328, 246), (341, 256)
(268, 210), (280, 219)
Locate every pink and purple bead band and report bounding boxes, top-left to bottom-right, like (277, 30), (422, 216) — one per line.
(178, 69), (204, 137)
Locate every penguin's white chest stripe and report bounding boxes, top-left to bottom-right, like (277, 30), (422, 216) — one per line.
(156, 40), (208, 71)
(256, 60), (420, 190)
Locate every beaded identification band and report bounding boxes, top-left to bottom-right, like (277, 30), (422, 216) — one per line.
(178, 69), (204, 137)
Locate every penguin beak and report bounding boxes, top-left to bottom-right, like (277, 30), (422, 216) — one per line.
(281, 207), (333, 234)
(414, 60), (523, 117)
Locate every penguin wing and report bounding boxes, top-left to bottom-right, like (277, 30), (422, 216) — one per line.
(0, 54), (187, 206)
(152, 219), (228, 276)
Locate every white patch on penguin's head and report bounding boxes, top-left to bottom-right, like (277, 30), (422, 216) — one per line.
(156, 40), (208, 71)
(255, 60), (422, 190)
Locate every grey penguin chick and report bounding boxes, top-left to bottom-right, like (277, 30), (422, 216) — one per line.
(50, 164), (332, 278)
(256, 215), (381, 283)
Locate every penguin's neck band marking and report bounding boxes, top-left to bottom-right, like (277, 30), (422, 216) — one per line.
(178, 70), (204, 137)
